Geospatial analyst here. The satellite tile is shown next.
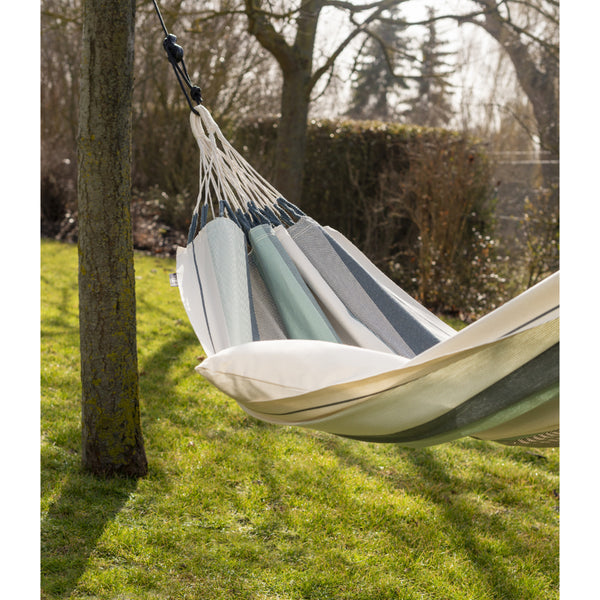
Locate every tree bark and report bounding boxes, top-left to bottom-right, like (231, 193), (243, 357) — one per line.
(273, 66), (312, 204)
(77, 0), (147, 477)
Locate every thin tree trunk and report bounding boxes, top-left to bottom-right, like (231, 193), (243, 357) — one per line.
(274, 70), (311, 205)
(77, 0), (147, 477)
(244, 0), (322, 206)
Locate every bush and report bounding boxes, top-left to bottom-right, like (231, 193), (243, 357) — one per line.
(519, 187), (559, 290)
(131, 185), (191, 254)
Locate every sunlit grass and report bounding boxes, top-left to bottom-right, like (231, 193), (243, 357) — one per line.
(41, 239), (559, 599)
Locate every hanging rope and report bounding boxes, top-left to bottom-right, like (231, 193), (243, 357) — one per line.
(151, 0), (202, 114)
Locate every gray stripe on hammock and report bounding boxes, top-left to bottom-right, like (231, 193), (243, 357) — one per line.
(321, 226), (442, 354)
(338, 343), (559, 444)
(249, 224), (340, 343)
(288, 217), (415, 357)
(247, 257), (259, 341)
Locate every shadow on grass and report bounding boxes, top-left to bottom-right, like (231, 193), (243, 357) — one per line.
(320, 437), (557, 598)
(402, 446), (555, 598)
(138, 327), (201, 425)
(40, 329), (197, 598)
(41, 472), (139, 599)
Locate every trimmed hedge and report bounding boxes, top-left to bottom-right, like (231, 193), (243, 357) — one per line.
(235, 118), (501, 317)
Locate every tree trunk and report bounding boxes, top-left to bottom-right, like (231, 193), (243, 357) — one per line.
(77, 0), (147, 477)
(245, 0), (322, 206)
(273, 70), (312, 205)
(243, 0), (398, 205)
(468, 0), (559, 189)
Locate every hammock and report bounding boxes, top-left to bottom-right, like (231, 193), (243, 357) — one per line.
(174, 105), (559, 448)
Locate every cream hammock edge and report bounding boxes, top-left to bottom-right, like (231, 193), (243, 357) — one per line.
(173, 105), (559, 449)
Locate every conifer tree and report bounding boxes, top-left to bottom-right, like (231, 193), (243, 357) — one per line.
(346, 8), (409, 121)
(402, 7), (454, 127)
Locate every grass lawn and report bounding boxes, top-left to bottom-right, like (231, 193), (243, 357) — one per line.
(41, 239), (559, 599)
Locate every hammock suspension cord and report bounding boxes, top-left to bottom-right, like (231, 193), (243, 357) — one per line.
(151, 0), (202, 114)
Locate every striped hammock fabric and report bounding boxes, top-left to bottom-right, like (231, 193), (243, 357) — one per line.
(175, 105), (559, 448)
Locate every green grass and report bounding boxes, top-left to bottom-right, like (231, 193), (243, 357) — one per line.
(41, 239), (559, 600)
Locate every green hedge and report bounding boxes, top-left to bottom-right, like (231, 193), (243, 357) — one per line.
(235, 118), (502, 317)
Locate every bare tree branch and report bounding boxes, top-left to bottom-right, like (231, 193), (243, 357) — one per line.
(323, 0), (404, 12)
(243, 0), (297, 72)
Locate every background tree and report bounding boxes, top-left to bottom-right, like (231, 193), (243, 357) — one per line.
(78, 0), (147, 477)
(402, 6), (454, 127)
(41, 0), (281, 210)
(453, 29), (529, 145)
(456, 0), (559, 188)
(238, 0), (558, 204)
(346, 6), (409, 121)
(42, 0), (559, 292)
(41, 0), (82, 236)
(448, 1), (558, 287)
(45, 1), (558, 211)
(239, 0), (408, 204)
(133, 0), (281, 194)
